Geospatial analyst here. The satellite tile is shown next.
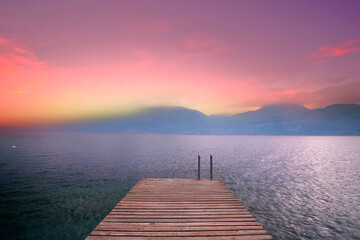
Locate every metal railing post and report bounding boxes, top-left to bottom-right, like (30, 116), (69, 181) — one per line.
(210, 154), (213, 180)
(198, 154), (201, 180)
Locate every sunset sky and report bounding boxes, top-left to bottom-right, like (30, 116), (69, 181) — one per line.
(1, 0), (360, 127)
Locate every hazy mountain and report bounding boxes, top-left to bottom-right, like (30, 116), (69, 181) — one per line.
(234, 104), (309, 119)
(301, 104), (360, 135)
(7, 104), (360, 135)
(229, 103), (360, 135)
(49, 106), (209, 134)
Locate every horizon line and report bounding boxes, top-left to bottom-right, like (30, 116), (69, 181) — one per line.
(1, 102), (359, 128)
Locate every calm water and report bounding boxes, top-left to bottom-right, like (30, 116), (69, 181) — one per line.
(0, 134), (359, 239)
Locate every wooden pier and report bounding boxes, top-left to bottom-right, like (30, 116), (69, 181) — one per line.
(86, 178), (272, 239)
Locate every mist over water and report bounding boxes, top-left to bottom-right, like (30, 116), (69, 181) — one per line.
(1, 134), (359, 239)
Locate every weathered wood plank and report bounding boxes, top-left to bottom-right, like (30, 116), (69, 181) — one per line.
(86, 178), (272, 239)
(90, 229), (269, 236)
(98, 222), (261, 227)
(115, 205), (246, 209)
(87, 235), (273, 240)
(111, 208), (249, 213)
(102, 218), (258, 223)
(105, 215), (255, 219)
(95, 225), (264, 231)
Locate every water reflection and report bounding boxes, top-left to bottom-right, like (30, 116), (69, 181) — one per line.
(0, 135), (359, 239)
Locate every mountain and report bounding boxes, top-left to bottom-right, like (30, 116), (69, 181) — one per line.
(49, 106), (209, 134)
(7, 104), (360, 135)
(233, 104), (309, 119)
(229, 104), (310, 135)
(230, 103), (360, 135)
(301, 104), (360, 135)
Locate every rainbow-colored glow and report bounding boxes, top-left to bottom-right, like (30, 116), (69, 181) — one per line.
(1, 1), (360, 127)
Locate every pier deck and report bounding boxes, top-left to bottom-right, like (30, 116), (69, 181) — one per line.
(86, 178), (272, 239)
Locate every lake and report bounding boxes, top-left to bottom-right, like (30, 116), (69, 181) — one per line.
(0, 134), (359, 239)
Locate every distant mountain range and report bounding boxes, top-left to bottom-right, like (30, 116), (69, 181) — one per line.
(4, 104), (360, 135)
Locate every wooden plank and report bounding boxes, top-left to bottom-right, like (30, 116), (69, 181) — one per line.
(98, 222), (261, 227)
(111, 211), (250, 214)
(86, 178), (272, 239)
(108, 213), (253, 217)
(116, 202), (244, 205)
(115, 205), (245, 208)
(105, 214), (255, 219)
(90, 229), (269, 236)
(96, 225), (264, 231)
(102, 218), (258, 223)
(87, 235), (273, 240)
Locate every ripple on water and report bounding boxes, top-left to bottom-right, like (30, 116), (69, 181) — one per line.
(0, 135), (360, 240)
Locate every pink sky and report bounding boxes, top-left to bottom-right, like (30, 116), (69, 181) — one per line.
(1, 0), (360, 126)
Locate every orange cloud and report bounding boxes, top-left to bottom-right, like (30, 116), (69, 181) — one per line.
(339, 37), (360, 47)
(1, 33), (359, 127)
(10, 90), (26, 94)
(312, 37), (360, 58)
(0, 37), (46, 93)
